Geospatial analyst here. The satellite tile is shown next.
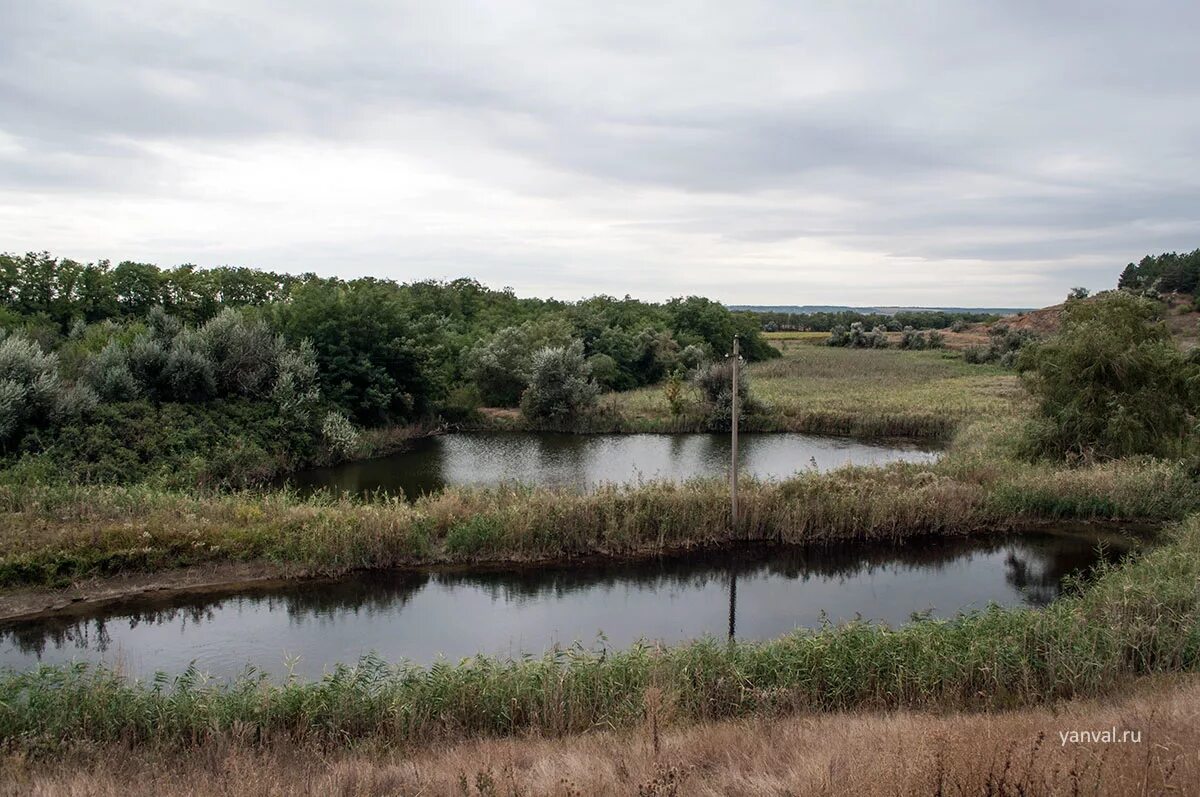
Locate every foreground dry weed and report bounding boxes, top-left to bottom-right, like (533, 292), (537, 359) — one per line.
(5, 676), (1197, 796)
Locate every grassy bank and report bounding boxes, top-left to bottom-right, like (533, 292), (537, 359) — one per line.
(0, 451), (1195, 590)
(5, 676), (1195, 795)
(2, 514), (1198, 755)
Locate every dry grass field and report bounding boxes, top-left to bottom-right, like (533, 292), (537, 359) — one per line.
(5, 676), (1196, 796)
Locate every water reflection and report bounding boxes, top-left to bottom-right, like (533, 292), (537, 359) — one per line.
(281, 432), (940, 499)
(0, 525), (1144, 680)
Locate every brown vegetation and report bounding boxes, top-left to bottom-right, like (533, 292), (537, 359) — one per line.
(4, 676), (1195, 796)
(965, 291), (1198, 350)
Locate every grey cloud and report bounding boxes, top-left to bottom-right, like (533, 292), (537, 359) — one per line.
(1, 0), (1199, 304)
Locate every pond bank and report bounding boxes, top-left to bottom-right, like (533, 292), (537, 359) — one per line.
(0, 453), (1194, 591)
(0, 523), (1148, 677)
(9, 674), (1194, 795)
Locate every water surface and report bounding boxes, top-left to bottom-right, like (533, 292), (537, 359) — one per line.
(284, 431), (939, 498)
(0, 524), (1143, 681)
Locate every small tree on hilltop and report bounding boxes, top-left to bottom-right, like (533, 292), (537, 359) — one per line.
(1018, 292), (1200, 461)
(519, 341), (599, 425)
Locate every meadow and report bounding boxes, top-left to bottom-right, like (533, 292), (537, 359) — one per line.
(602, 343), (1017, 437)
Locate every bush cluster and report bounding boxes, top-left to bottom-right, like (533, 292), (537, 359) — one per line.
(827, 322), (888, 348)
(963, 324), (1037, 366)
(691, 357), (763, 430)
(519, 342), (601, 425)
(898, 327), (946, 350)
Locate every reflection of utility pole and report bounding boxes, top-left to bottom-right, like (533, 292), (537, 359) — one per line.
(730, 335), (740, 533)
(727, 570), (738, 641)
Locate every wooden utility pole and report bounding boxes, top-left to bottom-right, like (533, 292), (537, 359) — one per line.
(730, 335), (740, 531)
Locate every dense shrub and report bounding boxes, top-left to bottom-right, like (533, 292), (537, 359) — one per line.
(31, 401), (320, 486)
(828, 322), (888, 349)
(1018, 292), (1200, 461)
(963, 324), (1036, 366)
(586, 352), (622, 390)
(84, 342), (141, 402)
(164, 329), (217, 401)
(465, 322), (571, 406)
(898, 327), (946, 350)
(679, 344), (708, 370)
(691, 357), (761, 430)
(271, 339), (320, 422)
(125, 333), (168, 397)
(321, 411), (360, 459)
(199, 309), (282, 398)
(52, 383), (100, 422)
(519, 342), (599, 424)
(663, 369), (688, 417)
(0, 334), (64, 443)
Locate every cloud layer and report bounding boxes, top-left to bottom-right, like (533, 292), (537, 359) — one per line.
(2, 1), (1198, 305)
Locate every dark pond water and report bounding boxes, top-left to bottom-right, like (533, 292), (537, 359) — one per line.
(0, 524), (1145, 681)
(282, 432), (940, 498)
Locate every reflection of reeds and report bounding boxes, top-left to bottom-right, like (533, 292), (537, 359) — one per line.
(1, 517), (1198, 753)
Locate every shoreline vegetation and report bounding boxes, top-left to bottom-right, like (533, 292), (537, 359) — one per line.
(2, 434), (1196, 593)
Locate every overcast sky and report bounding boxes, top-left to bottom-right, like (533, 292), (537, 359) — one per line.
(2, 1), (1198, 306)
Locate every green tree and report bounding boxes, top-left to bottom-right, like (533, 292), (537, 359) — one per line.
(1018, 292), (1200, 460)
(271, 280), (436, 424)
(519, 341), (599, 424)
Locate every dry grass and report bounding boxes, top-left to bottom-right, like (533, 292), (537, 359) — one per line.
(1, 451), (1193, 591)
(4, 676), (1196, 796)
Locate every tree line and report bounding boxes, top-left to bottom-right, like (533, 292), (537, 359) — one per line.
(1117, 249), (1200, 296)
(748, 308), (997, 333)
(0, 252), (778, 481)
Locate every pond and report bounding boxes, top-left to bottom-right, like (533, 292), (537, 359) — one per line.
(281, 431), (940, 498)
(0, 524), (1145, 681)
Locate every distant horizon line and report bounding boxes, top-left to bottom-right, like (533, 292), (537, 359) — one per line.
(728, 304), (1033, 314)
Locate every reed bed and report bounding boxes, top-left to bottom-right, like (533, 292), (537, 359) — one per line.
(1, 515), (1198, 755)
(0, 450), (1195, 589)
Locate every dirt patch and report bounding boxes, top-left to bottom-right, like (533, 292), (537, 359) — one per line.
(0, 562), (302, 622)
(965, 292), (1198, 348)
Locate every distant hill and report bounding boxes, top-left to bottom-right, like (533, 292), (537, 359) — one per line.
(729, 305), (1031, 316)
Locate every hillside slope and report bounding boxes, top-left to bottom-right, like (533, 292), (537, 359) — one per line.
(967, 292), (1198, 349)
